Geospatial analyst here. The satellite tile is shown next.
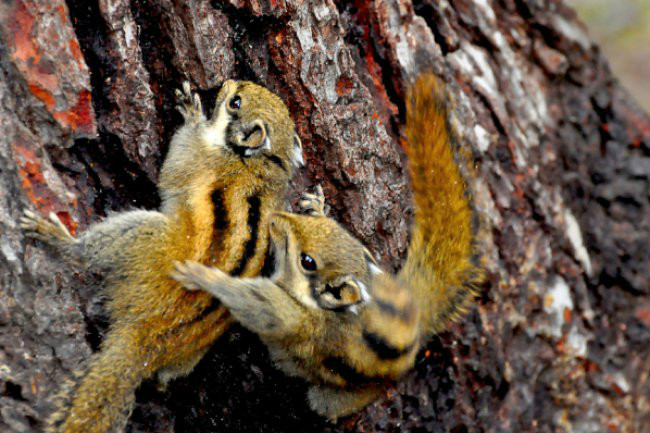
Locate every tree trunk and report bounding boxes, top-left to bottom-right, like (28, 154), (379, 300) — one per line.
(1, 0), (649, 432)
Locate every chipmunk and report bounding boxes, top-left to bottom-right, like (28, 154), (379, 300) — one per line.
(172, 74), (482, 420)
(20, 80), (303, 433)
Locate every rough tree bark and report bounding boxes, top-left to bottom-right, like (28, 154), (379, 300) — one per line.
(1, 0), (649, 432)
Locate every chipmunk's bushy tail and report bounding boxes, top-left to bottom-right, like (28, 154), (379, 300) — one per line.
(398, 74), (482, 336)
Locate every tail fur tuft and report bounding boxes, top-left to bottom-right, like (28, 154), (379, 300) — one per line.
(398, 74), (482, 336)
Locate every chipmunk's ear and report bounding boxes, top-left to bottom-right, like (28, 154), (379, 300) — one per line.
(316, 277), (369, 312)
(291, 134), (304, 168)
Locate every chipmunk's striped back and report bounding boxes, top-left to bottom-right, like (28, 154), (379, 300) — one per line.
(171, 74), (482, 421)
(23, 80), (303, 433)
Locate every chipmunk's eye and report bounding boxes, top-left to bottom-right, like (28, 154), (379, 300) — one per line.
(229, 95), (241, 110)
(300, 253), (317, 272)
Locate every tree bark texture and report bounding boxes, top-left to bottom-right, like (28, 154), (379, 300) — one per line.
(1, 0), (649, 432)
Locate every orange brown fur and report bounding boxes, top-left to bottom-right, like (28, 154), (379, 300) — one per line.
(400, 74), (481, 334)
(172, 73), (482, 420)
(22, 80), (302, 432)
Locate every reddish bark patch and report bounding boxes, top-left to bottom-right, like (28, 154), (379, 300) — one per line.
(13, 141), (77, 235)
(2, 0), (96, 137)
(349, 0), (398, 126)
(53, 89), (95, 136)
(336, 75), (355, 97)
(28, 83), (56, 111)
(634, 303), (650, 327)
(613, 91), (650, 147)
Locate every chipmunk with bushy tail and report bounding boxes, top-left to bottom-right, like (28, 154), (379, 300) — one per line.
(21, 80), (303, 432)
(173, 74), (482, 420)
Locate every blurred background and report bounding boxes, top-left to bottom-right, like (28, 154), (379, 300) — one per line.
(569, 0), (650, 112)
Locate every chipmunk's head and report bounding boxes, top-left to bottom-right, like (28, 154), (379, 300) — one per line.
(160, 80), (302, 208)
(265, 211), (420, 391)
(266, 212), (378, 312)
(206, 80), (303, 176)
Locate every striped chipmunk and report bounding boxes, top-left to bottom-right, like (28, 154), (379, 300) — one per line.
(173, 74), (483, 420)
(21, 80), (304, 433)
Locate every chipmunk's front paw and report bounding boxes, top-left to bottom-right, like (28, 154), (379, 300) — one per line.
(299, 185), (328, 216)
(172, 260), (226, 292)
(20, 210), (74, 244)
(175, 81), (204, 123)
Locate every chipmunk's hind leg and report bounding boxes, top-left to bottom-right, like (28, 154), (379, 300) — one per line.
(20, 210), (80, 260)
(307, 385), (383, 422)
(156, 347), (209, 392)
(47, 326), (156, 433)
(21, 210), (75, 244)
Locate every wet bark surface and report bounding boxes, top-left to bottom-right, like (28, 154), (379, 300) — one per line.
(1, 0), (649, 432)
